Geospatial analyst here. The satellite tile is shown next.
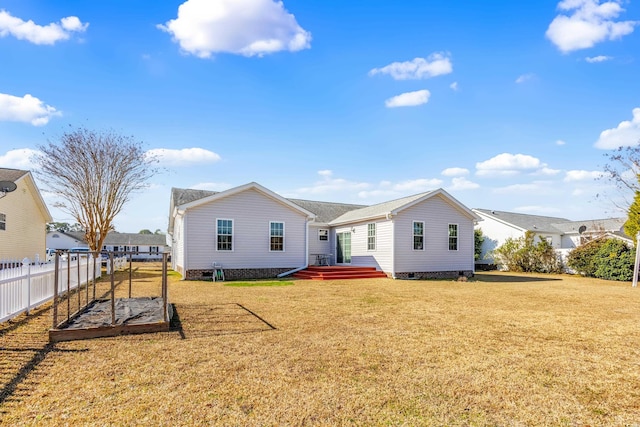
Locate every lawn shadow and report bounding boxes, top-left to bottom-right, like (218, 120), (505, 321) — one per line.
(175, 303), (276, 339)
(473, 273), (562, 283)
(0, 343), (88, 411)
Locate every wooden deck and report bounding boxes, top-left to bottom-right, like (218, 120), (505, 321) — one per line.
(293, 266), (388, 280)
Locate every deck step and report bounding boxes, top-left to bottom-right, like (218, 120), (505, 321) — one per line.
(293, 266), (387, 281)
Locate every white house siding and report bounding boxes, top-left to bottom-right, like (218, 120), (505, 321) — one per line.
(342, 220), (393, 272)
(172, 214), (185, 274)
(308, 224), (332, 265)
(185, 188), (307, 270)
(393, 195), (474, 274)
(475, 216), (524, 265)
(46, 232), (86, 250)
(0, 176), (49, 261)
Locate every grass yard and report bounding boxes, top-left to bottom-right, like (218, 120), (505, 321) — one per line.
(1, 264), (640, 426)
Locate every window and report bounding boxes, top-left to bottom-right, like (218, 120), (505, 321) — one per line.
(413, 221), (424, 250)
(150, 246), (159, 254)
(367, 223), (376, 250)
(448, 224), (458, 251)
(0, 213), (5, 231)
(318, 229), (328, 241)
(270, 222), (284, 251)
(217, 219), (233, 251)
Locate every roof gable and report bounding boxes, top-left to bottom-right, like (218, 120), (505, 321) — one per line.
(0, 168), (52, 222)
(330, 189), (478, 225)
(177, 182), (316, 219)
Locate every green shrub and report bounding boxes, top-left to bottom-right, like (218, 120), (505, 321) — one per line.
(490, 231), (563, 273)
(567, 238), (635, 281)
(566, 238), (604, 277)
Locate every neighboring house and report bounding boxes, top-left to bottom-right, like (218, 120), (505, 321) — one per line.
(102, 232), (168, 261)
(169, 182), (479, 280)
(46, 231), (87, 250)
(473, 208), (629, 265)
(46, 231), (168, 260)
(0, 168), (52, 261)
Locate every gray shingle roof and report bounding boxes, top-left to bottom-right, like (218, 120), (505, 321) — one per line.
(330, 191), (436, 224)
(103, 232), (167, 246)
(288, 198), (367, 223)
(474, 208), (627, 237)
(171, 187), (218, 206)
(474, 209), (571, 233)
(551, 217), (626, 235)
(171, 187), (368, 224)
(0, 168), (28, 182)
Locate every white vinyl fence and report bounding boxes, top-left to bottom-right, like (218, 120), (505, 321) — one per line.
(0, 256), (101, 323)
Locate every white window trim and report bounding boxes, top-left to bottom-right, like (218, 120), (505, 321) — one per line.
(448, 223), (459, 251)
(269, 221), (285, 252)
(216, 218), (234, 252)
(367, 223), (376, 251)
(413, 220), (425, 251)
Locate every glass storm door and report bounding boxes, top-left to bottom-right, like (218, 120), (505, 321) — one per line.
(336, 232), (352, 264)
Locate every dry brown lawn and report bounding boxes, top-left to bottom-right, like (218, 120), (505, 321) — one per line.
(1, 264), (640, 426)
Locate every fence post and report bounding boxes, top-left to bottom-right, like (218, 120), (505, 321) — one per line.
(53, 253), (59, 328)
(22, 258), (30, 315)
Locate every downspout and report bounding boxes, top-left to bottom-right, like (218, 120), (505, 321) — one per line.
(182, 212), (188, 280)
(387, 213), (396, 279)
(278, 217), (311, 278)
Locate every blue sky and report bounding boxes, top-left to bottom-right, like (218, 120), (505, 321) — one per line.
(1, 0), (640, 233)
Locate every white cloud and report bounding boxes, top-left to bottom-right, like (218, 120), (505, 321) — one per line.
(369, 52), (453, 80)
(0, 10), (87, 45)
(494, 182), (548, 194)
(564, 169), (602, 181)
(441, 167), (469, 177)
(535, 167), (562, 176)
(515, 73), (535, 84)
(476, 153), (545, 176)
(146, 147), (222, 166)
(191, 182), (231, 191)
(448, 177), (480, 191)
(0, 93), (61, 126)
(0, 148), (42, 169)
(392, 178), (443, 192)
(585, 54), (613, 62)
(293, 170), (371, 196)
(594, 107), (640, 149)
(385, 90), (430, 108)
(449, 81), (459, 91)
(158, 0), (311, 58)
(546, 0), (637, 53)
(556, 139), (567, 145)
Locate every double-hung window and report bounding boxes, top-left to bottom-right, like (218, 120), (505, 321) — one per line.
(448, 224), (458, 251)
(367, 223), (376, 250)
(0, 213), (5, 231)
(270, 222), (284, 252)
(413, 221), (424, 250)
(217, 219), (233, 251)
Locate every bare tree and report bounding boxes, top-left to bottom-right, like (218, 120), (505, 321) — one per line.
(599, 145), (640, 210)
(35, 127), (158, 252)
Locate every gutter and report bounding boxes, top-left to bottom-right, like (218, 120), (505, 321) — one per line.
(278, 217), (312, 278)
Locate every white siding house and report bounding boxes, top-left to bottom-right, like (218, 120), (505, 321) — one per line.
(473, 209), (628, 266)
(170, 183), (315, 280)
(0, 168), (52, 261)
(169, 183), (479, 280)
